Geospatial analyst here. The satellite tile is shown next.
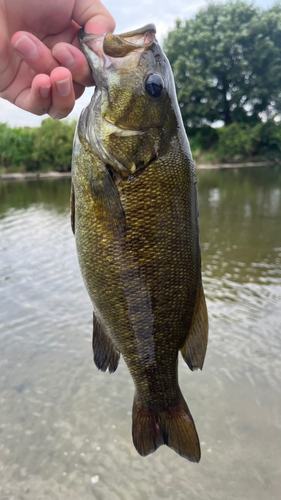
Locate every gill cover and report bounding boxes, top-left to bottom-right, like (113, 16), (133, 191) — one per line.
(77, 25), (176, 177)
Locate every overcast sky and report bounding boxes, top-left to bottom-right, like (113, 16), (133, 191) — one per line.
(0, 0), (277, 127)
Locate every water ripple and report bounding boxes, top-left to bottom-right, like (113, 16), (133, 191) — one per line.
(0, 173), (281, 500)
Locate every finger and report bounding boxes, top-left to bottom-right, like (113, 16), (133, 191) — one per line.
(48, 67), (76, 120)
(52, 43), (93, 87)
(14, 73), (52, 116)
(11, 32), (59, 76)
(73, 0), (116, 34)
(42, 21), (80, 50)
(0, 23), (18, 92)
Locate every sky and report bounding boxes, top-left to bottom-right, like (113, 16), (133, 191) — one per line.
(0, 0), (278, 127)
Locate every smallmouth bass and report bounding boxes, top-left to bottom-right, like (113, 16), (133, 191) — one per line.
(71, 24), (208, 461)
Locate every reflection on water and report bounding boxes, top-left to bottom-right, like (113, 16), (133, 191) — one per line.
(0, 169), (280, 499)
(197, 168), (281, 390)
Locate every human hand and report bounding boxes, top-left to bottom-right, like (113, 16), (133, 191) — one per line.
(0, 0), (115, 119)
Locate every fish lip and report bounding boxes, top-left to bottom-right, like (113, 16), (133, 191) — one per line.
(117, 23), (156, 38)
(78, 25), (157, 59)
(77, 28), (102, 44)
(78, 24), (156, 43)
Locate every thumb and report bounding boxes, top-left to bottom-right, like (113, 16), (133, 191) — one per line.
(72, 0), (116, 34)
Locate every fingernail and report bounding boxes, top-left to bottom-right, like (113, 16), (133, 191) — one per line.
(49, 112), (67, 121)
(50, 115), (60, 121)
(56, 77), (71, 97)
(40, 85), (51, 98)
(53, 47), (76, 68)
(14, 35), (38, 59)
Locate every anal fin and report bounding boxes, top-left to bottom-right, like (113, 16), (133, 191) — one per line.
(92, 313), (120, 373)
(181, 283), (208, 371)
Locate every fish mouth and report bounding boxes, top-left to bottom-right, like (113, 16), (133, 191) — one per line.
(78, 24), (156, 59)
(77, 23), (156, 40)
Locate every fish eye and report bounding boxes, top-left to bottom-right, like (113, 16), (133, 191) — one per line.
(145, 74), (164, 98)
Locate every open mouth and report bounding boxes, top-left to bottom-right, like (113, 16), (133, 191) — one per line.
(78, 24), (157, 60)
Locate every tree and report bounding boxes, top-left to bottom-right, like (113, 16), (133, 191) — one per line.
(163, 1), (281, 127)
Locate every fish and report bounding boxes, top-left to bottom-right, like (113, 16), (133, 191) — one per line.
(71, 24), (208, 462)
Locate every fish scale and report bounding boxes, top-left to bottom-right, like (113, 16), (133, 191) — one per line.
(71, 24), (208, 461)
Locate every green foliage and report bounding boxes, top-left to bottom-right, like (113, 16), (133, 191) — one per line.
(32, 118), (76, 172)
(0, 123), (35, 171)
(189, 120), (281, 162)
(257, 120), (281, 161)
(188, 126), (219, 150)
(164, 0), (281, 127)
(0, 119), (76, 173)
(185, 119), (281, 162)
(215, 122), (262, 160)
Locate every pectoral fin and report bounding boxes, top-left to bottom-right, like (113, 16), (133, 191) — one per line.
(92, 313), (120, 373)
(90, 166), (125, 231)
(77, 116), (125, 231)
(181, 283), (208, 371)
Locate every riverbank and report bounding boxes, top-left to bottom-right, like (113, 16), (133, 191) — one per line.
(0, 161), (276, 181)
(0, 172), (72, 181)
(196, 161), (274, 169)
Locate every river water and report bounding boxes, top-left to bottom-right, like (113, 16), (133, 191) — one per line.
(0, 167), (280, 500)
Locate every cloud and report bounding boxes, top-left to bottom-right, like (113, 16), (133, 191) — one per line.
(0, 0), (276, 127)
(106, 0), (207, 36)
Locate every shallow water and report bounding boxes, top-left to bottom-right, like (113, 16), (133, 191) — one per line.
(0, 168), (280, 500)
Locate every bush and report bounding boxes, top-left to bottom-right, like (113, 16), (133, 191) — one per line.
(0, 123), (35, 171)
(188, 126), (219, 153)
(0, 119), (76, 172)
(2, 117), (281, 171)
(215, 122), (262, 161)
(258, 120), (281, 161)
(32, 118), (76, 172)
(188, 120), (281, 163)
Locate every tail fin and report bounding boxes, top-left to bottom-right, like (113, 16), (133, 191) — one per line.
(132, 394), (200, 462)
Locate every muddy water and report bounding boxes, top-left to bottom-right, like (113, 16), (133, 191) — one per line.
(0, 168), (280, 500)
